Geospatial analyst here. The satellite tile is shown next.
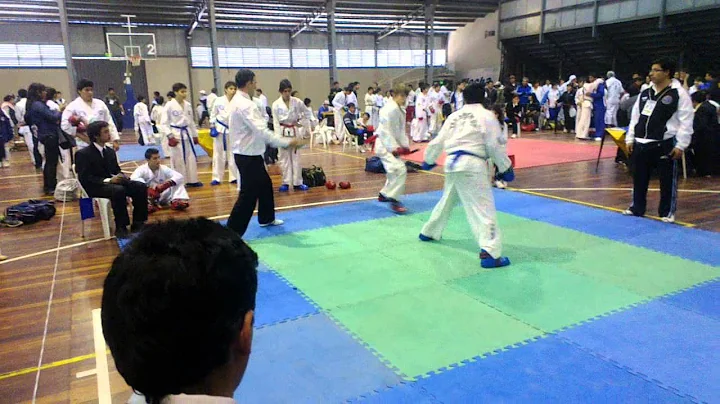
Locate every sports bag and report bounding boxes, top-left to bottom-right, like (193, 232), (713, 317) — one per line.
(364, 156), (386, 174)
(6, 200), (57, 225)
(301, 165), (327, 187)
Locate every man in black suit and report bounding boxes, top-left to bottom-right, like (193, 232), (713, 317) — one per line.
(76, 121), (147, 237)
(690, 91), (720, 177)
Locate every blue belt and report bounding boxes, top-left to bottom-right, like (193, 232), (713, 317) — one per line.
(447, 150), (484, 170)
(217, 120), (229, 151)
(171, 125), (197, 165)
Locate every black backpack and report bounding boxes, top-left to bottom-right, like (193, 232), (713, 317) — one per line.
(6, 200), (57, 224)
(364, 156), (386, 173)
(301, 166), (327, 187)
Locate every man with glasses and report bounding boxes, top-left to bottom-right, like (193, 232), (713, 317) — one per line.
(624, 58), (693, 223)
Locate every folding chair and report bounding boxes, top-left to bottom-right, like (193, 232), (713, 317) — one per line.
(72, 164), (113, 240)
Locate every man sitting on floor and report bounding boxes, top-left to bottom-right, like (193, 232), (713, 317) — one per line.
(103, 218), (258, 403)
(131, 147), (190, 213)
(75, 121), (147, 238)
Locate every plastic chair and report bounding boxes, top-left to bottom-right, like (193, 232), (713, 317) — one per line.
(341, 125), (360, 153)
(72, 164), (113, 240)
(310, 121), (328, 150)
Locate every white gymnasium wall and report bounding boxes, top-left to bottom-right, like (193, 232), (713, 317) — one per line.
(447, 11), (501, 81)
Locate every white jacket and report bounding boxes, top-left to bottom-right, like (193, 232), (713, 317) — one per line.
(375, 99), (408, 156)
(61, 97), (119, 147)
(228, 91), (290, 156)
(272, 96), (311, 138)
(425, 104), (511, 174)
(210, 95), (232, 133)
(131, 163), (184, 188)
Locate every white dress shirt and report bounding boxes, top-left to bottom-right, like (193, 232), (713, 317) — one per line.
(228, 91), (291, 156)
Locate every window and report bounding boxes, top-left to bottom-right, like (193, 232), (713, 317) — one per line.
(0, 44), (66, 68)
(376, 49), (446, 68)
(336, 49), (375, 68)
(191, 46), (291, 68)
(292, 49), (329, 68)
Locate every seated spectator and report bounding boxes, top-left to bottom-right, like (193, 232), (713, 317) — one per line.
(343, 103), (368, 152)
(75, 121), (148, 238)
(102, 218), (258, 403)
(690, 91), (720, 177)
(506, 95), (522, 138)
(131, 148), (190, 214)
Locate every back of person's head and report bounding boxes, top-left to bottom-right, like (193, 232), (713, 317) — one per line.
(256, 88), (263, 94)
(18, 89), (28, 99)
(171, 83), (187, 93)
(27, 83), (46, 104)
(3, 94), (14, 102)
(153, 91), (160, 97)
(137, 95), (146, 102)
(166, 91), (175, 99)
(77, 79), (93, 93)
(157, 96), (165, 105)
(463, 83), (485, 105)
(211, 88), (217, 94)
(392, 83), (409, 97)
(235, 69), (255, 88)
(87, 121), (109, 143)
(45, 87), (57, 102)
(102, 218), (258, 403)
(691, 90), (707, 104)
(491, 104), (505, 124)
(304, 97), (311, 107)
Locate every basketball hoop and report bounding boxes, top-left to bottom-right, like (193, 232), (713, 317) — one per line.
(128, 55), (142, 67)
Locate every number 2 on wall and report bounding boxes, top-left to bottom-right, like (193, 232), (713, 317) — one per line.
(146, 44), (156, 56)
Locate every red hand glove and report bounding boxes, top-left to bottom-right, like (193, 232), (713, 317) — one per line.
(168, 137), (179, 147)
(76, 121), (87, 133)
(393, 147), (411, 157)
(418, 117), (424, 121)
(439, 100), (445, 105)
(147, 187), (160, 200)
(193, 137), (199, 145)
(429, 107), (435, 114)
(156, 180), (175, 194)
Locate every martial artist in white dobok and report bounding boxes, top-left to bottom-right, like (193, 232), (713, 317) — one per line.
(163, 83), (202, 187)
(411, 83), (431, 142)
(364, 87), (377, 128)
(150, 99), (170, 157)
(209, 81), (238, 186)
(604, 71), (624, 127)
(130, 147), (190, 213)
(61, 79), (120, 151)
(574, 77), (603, 139)
(375, 84), (411, 213)
(133, 96), (155, 145)
(419, 83), (514, 268)
(332, 86), (352, 141)
(272, 79), (312, 192)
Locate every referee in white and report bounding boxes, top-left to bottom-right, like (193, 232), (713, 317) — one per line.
(226, 69), (306, 237)
(624, 57), (694, 223)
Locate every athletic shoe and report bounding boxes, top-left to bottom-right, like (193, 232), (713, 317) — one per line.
(147, 204), (161, 215)
(260, 219), (284, 227)
(170, 200), (190, 211)
(294, 184), (310, 191)
(391, 202), (407, 214)
(279, 184), (290, 192)
(494, 180), (507, 189)
(186, 182), (203, 188)
(622, 209), (635, 216)
(211, 180), (221, 186)
(594, 137), (602, 142)
(230, 180), (238, 184)
(0, 216), (22, 228)
(378, 193), (391, 203)
(418, 234), (435, 242)
(511, 134), (518, 139)
(0, 254), (7, 261)
(115, 227), (130, 238)
(661, 215), (675, 224)
(480, 250), (511, 268)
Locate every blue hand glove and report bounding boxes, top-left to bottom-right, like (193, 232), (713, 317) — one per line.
(421, 162), (437, 171)
(496, 166), (515, 182)
(210, 127), (219, 138)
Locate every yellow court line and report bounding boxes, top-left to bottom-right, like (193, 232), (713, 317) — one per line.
(0, 352), (101, 381)
(512, 189), (696, 228)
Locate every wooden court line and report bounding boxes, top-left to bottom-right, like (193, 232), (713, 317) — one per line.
(92, 308), (112, 404)
(0, 352), (99, 381)
(76, 368), (97, 379)
(0, 173), (43, 180)
(520, 187), (720, 194)
(0, 237), (112, 265)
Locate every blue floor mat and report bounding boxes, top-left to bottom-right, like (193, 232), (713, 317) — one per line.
(412, 335), (689, 403)
(255, 271), (318, 328)
(559, 301), (720, 403)
(352, 383), (439, 403)
(116, 144), (207, 162)
(234, 313), (402, 404)
(662, 280), (720, 321)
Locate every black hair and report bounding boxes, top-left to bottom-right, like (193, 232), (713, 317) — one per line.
(157, 96), (165, 105)
(108, 87), (115, 92)
(77, 78), (94, 93)
(18, 89), (27, 98)
(172, 83), (187, 93)
(3, 94), (14, 102)
(463, 83), (485, 105)
(368, 86), (375, 92)
(362, 112), (370, 118)
(291, 91), (299, 97)
(102, 218), (258, 403)
(491, 104), (505, 124)
(137, 95), (146, 102)
(344, 85), (354, 92)
(304, 97), (311, 107)
(691, 90), (707, 104)
(87, 121), (109, 143)
(256, 88), (262, 94)
(224, 81), (236, 90)
(347, 103), (356, 109)
(420, 83), (430, 91)
(166, 91), (175, 98)
(211, 88), (217, 94)
(144, 147), (160, 160)
(333, 81), (339, 86)
(651, 57), (677, 78)
(153, 91), (160, 96)
(26, 83), (46, 106)
(235, 69), (255, 88)
(278, 79), (292, 92)
(45, 87), (57, 102)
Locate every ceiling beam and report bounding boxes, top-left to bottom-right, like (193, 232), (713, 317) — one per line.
(376, 5), (424, 40)
(186, 0), (207, 37)
(290, 5), (326, 37)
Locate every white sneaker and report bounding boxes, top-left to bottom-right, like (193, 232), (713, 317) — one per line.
(511, 134), (518, 139)
(594, 137), (602, 142)
(661, 215), (675, 224)
(494, 180), (507, 189)
(622, 209), (634, 216)
(260, 219), (284, 227)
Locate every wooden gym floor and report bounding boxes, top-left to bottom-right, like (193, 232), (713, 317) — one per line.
(0, 130), (718, 403)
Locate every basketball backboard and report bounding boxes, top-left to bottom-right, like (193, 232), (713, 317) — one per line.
(106, 32), (157, 61)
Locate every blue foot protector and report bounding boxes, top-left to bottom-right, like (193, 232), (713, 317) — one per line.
(480, 249), (511, 268)
(294, 184), (310, 191)
(419, 234), (435, 242)
(210, 180), (221, 186)
(279, 184), (290, 192)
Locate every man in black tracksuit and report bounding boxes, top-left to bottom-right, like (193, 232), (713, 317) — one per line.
(624, 58), (694, 223)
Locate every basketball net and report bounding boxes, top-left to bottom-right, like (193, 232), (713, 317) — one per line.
(128, 55), (142, 67)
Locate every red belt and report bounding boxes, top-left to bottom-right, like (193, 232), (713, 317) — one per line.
(280, 123), (297, 137)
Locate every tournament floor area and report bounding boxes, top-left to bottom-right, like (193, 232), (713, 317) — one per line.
(0, 130), (718, 402)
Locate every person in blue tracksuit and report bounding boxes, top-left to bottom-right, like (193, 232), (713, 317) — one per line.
(590, 73), (606, 140)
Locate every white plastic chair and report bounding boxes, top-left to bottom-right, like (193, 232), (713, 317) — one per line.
(72, 164), (113, 240)
(310, 120), (328, 150)
(341, 124), (360, 153)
